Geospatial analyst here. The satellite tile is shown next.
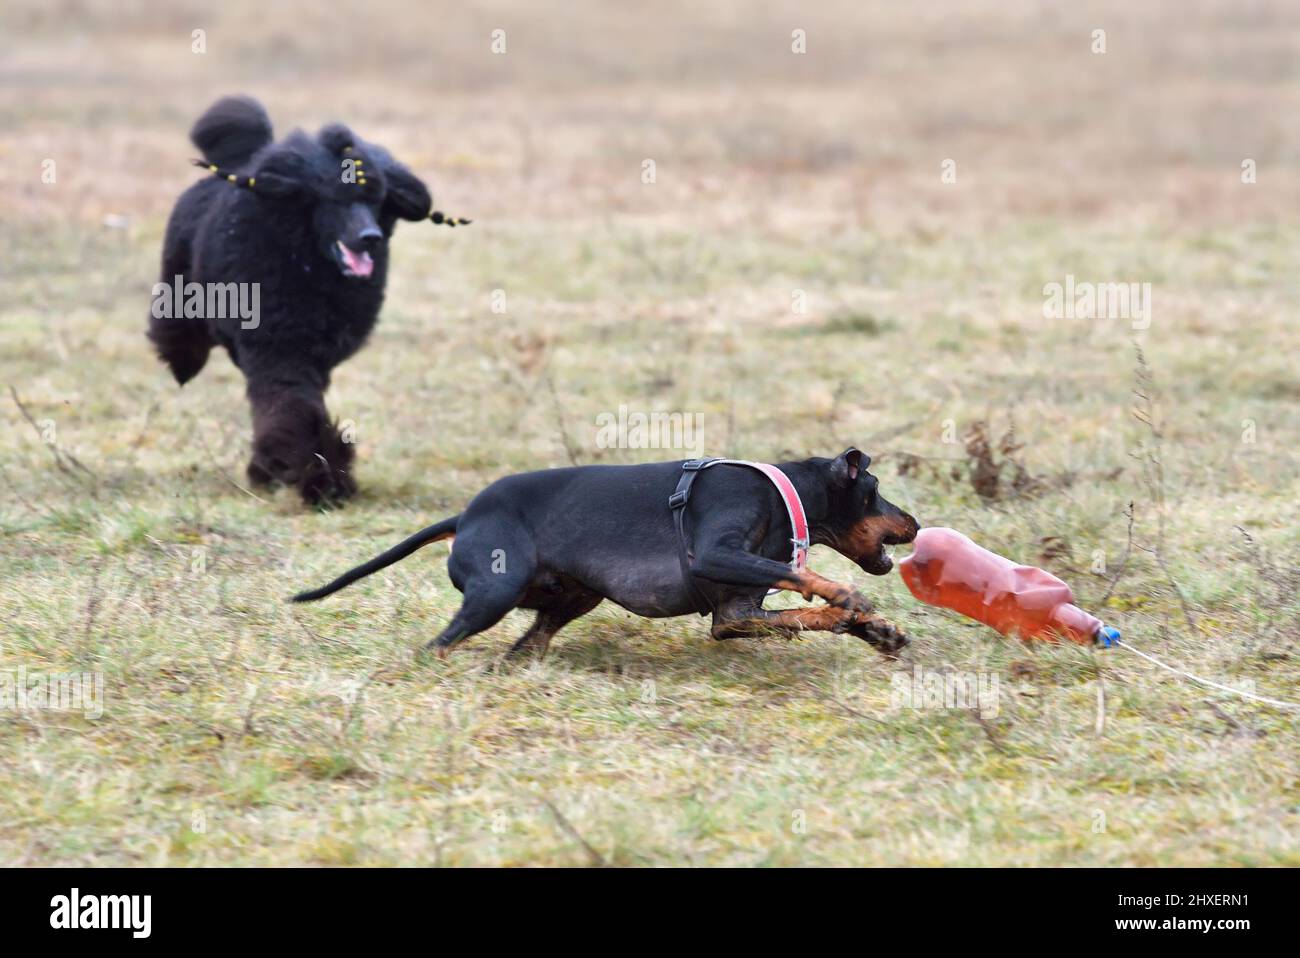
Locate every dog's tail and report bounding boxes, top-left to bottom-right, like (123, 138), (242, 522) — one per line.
(191, 95), (273, 169)
(291, 515), (460, 603)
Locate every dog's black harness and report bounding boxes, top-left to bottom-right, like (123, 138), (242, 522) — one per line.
(669, 458), (810, 615)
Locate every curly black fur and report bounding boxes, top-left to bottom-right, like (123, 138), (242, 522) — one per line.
(149, 95), (435, 505)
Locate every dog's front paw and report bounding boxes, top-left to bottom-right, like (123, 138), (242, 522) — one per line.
(846, 615), (909, 657)
(829, 586), (875, 614)
(298, 453), (357, 507)
(247, 453), (289, 489)
(300, 472), (356, 507)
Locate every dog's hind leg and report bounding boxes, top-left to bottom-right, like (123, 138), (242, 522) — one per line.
(507, 591), (602, 660)
(149, 211), (214, 385)
(423, 582), (527, 659)
(149, 312), (214, 385)
(422, 527), (541, 658)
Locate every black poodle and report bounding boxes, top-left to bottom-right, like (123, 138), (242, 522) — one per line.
(148, 95), (465, 504)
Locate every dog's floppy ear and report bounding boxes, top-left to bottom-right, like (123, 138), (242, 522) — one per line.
(829, 448), (869, 486)
(381, 159), (433, 221)
(250, 143), (312, 197)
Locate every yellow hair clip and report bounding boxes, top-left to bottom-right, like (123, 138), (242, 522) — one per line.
(190, 158), (256, 190)
(429, 210), (472, 227)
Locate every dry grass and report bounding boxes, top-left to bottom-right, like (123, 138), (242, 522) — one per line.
(0, 0), (1297, 866)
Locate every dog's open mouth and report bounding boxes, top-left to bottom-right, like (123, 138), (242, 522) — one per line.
(860, 542), (894, 576)
(335, 241), (374, 279)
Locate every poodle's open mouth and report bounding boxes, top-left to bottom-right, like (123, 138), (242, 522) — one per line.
(335, 241), (374, 279)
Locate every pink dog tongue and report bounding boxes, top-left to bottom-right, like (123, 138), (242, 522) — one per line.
(339, 243), (374, 277)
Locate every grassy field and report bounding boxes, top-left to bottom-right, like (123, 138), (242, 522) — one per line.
(1, 0), (1297, 865)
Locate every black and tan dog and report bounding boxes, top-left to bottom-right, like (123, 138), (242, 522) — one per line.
(293, 449), (919, 658)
